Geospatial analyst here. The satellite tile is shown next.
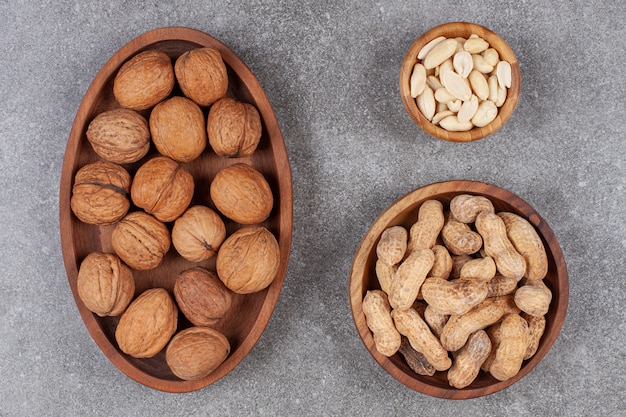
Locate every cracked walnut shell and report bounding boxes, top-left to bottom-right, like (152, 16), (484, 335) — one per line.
(216, 226), (280, 294)
(174, 47), (228, 107)
(174, 267), (232, 327)
(113, 50), (175, 111)
(207, 97), (262, 157)
(111, 211), (171, 270)
(150, 96), (207, 163)
(115, 288), (178, 359)
(172, 205), (226, 262)
(131, 156), (194, 222)
(70, 160), (131, 225)
(86, 108), (150, 164)
(210, 163), (273, 225)
(77, 252), (135, 317)
(166, 326), (230, 381)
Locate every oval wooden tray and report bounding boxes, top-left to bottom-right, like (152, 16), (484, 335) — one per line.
(59, 27), (293, 392)
(349, 180), (568, 399)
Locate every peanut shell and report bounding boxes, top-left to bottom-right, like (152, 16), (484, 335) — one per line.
(376, 225), (408, 266)
(522, 312), (546, 360)
(389, 248), (434, 310)
(421, 277), (488, 316)
(362, 290), (401, 357)
(489, 313), (529, 381)
(398, 337), (436, 376)
(514, 279), (552, 317)
(498, 212), (548, 280)
(475, 211), (526, 281)
(440, 295), (520, 352)
(447, 329), (491, 389)
(392, 307), (452, 371)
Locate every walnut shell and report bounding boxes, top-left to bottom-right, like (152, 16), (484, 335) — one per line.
(150, 96), (207, 162)
(165, 326), (230, 381)
(131, 156), (195, 222)
(77, 252), (135, 317)
(113, 50), (175, 110)
(210, 163), (273, 225)
(111, 211), (171, 270)
(70, 161), (131, 225)
(115, 288), (178, 358)
(216, 226), (280, 294)
(172, 206), (226, 262)
(86, 108), (150, 164)
(174, 267), (232, 327)
(174, 47), (228, 107)
(207, 97), (262, 157)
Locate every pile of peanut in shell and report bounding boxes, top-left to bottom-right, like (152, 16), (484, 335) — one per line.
(71, 47), (280, 381)
(362, 194), (552, 389)
(409, 34), (512, 131)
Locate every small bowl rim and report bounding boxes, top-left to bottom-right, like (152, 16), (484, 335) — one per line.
(349, 180), (568, 399)
(399, 22), (521, 142)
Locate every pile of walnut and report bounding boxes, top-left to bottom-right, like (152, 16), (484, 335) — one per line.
(71, 48), (280, 381)
(362, 194), (551, 389)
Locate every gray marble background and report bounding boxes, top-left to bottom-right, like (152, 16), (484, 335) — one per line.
(1, 1), (624, 416)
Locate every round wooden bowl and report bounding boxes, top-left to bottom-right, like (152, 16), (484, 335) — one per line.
(349, 180), (568, 399)
(400, 22), (521, 142)
(59, 27), (293, 392)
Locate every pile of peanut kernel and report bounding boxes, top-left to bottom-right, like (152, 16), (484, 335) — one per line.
(410, 35), (512, 131)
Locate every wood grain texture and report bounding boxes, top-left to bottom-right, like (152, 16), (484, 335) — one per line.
(59, 27), (293, 393)
(399, 22), (521, 142)
(349, 180), (568, 399)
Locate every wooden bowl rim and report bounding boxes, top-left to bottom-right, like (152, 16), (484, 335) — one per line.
(399, 22), (521, 142)
(59, 26), (293, 393)
(349, 180), (568, 399)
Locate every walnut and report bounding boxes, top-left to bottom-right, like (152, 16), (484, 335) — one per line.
(165, 326), (230, 381)
(174, 47), (228, 107)
(174, 267), (232, 327)
(209, 163), (273, 225)
(207, 97), (262, 157)
(113, 50), (175, 110)
(172, 206), (226, 262)
(86, 108), (150, 164)
(115, 288), (178, 358)
(70, 160), (131, 225)
(77, 252), (135, 317)
(111, 211), (171, 270)
(149, 96), (207, 162)
(216, 226), (280, 294)
(131, 156), (195, 222)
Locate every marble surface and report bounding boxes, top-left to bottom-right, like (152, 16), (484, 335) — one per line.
(1, 1), (624, 415)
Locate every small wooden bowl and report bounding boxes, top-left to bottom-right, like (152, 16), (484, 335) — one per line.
(59, 27), (293, 392)
(400, 22), (521, 142)
(349, 180), (568, 399)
